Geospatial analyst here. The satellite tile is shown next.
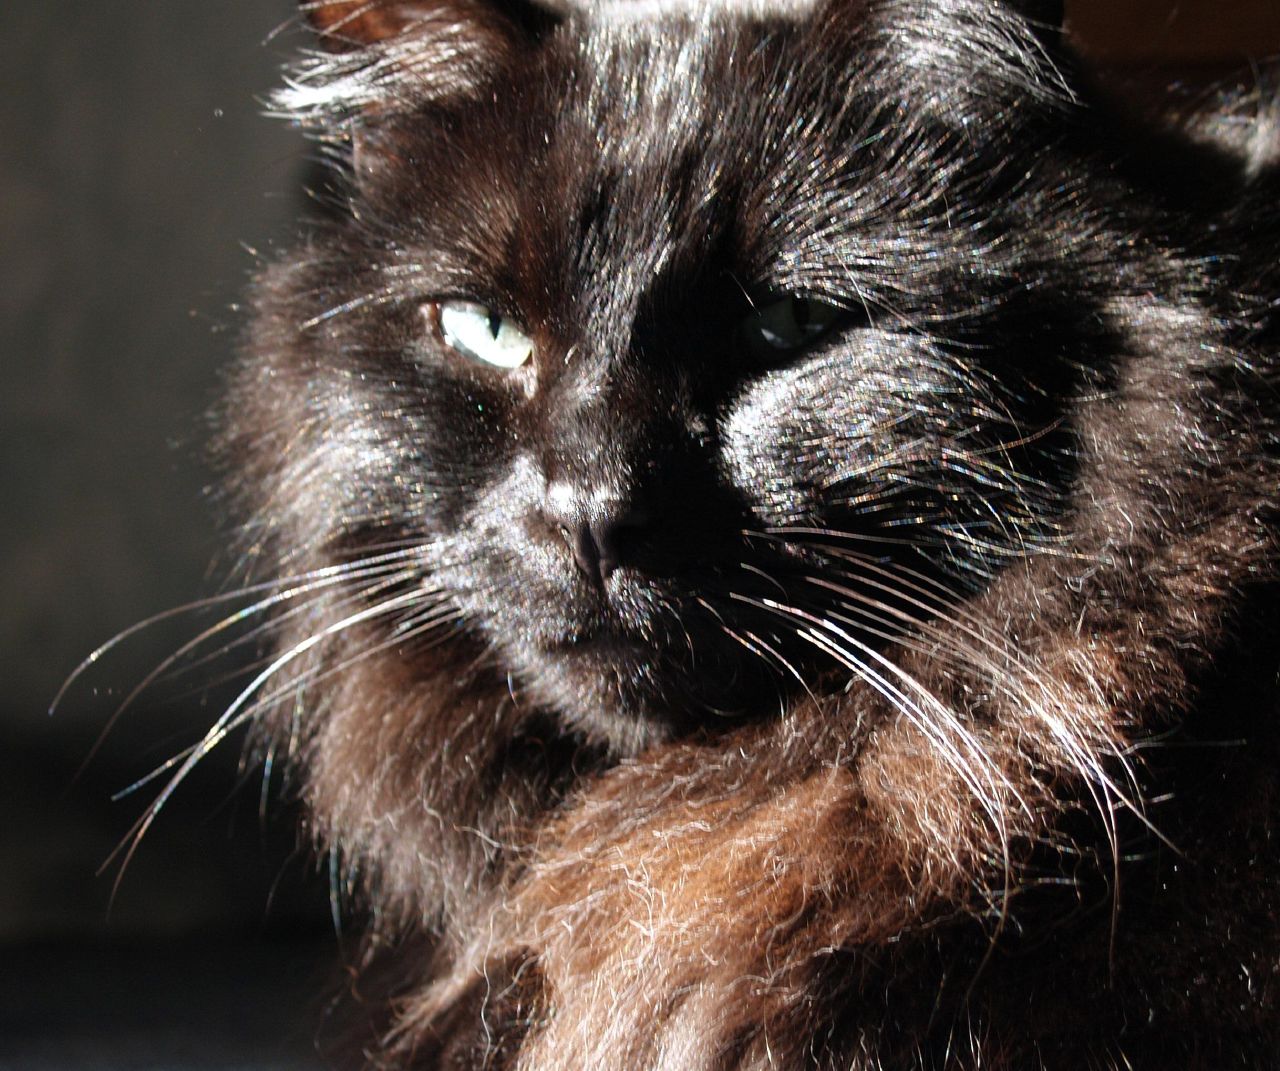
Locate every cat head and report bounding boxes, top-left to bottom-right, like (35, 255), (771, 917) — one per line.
(230, 0), (1099, 752)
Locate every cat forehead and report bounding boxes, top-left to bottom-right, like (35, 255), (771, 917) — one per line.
(576, 0), (823, 20)
(276, 0), (1066, 132)
(568, 20), (750, 128)
(276, 0), (823, 124)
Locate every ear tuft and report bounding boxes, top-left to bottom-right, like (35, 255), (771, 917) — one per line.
(279, 1), (563, 125)
(301, 2), (440, 50)
(299, 1), (563, 51)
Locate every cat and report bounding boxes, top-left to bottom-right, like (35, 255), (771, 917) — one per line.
(211, 0), (1280, 1066)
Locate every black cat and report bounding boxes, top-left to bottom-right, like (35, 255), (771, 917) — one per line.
(214, 0), (1280, 1065)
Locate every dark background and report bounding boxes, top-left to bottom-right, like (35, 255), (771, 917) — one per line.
(3, 2), (1279, 1068)
(3, 3), (335, 1067)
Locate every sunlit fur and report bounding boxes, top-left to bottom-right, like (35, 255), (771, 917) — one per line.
(212, 0), (1280, 1066)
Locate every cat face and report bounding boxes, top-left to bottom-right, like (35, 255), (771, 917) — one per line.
(237, 0), (1090, 750)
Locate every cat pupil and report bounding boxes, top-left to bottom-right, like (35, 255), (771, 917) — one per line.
(745, 294), (844, 354)
(433, 299), (534, 369)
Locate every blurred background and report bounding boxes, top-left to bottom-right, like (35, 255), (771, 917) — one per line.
(3, 3), (334, 1068)
(3, 1), (1279, 1068)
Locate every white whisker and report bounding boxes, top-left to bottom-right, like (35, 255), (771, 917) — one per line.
(53, 545), (426, 717)
(103, 586), (428, 896)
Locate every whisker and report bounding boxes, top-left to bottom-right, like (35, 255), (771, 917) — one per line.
(758, 531), (1152, 883)
(694, 595), (812, 708)
(119, 607), (467, 803)
(102, 587), (428, 899)
(53, 545), (426, 717)
(74, 558), (422, 782)
(110, 569), (426, 801)
(246, 602), (463, 718)
(731, 591), (1021, 844)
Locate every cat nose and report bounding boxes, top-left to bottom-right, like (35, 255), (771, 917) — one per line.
(541, 484), (647, 588)
(566, 517), (622, 586)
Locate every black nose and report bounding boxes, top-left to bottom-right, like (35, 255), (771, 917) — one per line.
(568, 517), (620, 585)
(542, 493), (647, 588)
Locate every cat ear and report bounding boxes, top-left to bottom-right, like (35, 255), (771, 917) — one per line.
(301, 2), (435, 49)
(298, 1), (562, 52)
(281, 1), (564, 124)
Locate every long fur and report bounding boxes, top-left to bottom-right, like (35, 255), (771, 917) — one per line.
(214, 1), (1280, 1067)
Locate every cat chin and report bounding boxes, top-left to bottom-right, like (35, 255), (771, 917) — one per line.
(512, 650), (681, 754)
(502, 629), (788, 754)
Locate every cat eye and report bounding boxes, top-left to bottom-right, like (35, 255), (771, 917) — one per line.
(740, 295), (847, 356)
(427, 300), (534, 369)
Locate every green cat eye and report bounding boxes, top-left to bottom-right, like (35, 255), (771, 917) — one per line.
(740, 295), (845, 355)
(431, 300), (534, 369)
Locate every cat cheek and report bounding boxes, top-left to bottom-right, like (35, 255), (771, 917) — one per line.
(721, 362), (844, 523)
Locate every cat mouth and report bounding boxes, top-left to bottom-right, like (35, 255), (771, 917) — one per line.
(475, 545), (846, 740)
(519, 602), (806, 738)
(540, 622), (652, 665)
